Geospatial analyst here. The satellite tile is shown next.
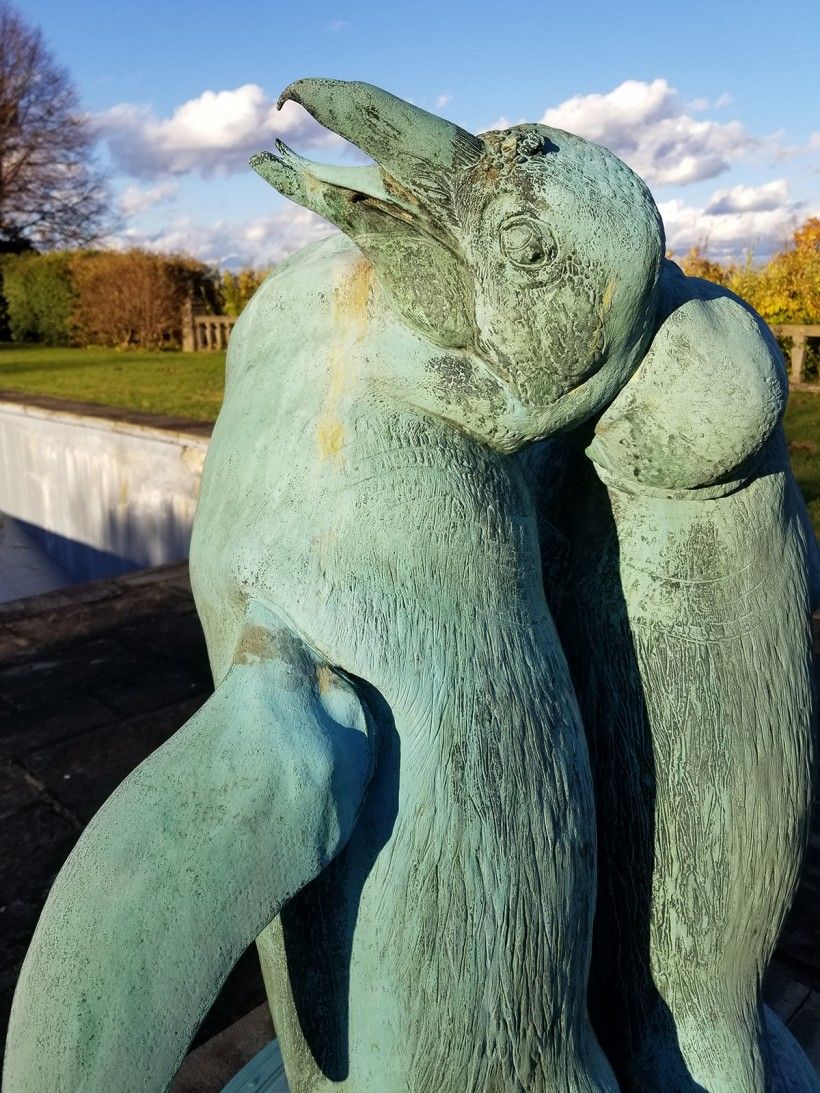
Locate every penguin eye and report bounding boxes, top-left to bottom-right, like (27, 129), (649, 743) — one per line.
(500, 217), (556, 269)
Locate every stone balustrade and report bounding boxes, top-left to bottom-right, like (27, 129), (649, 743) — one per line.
(177, 302), (820, 387)
(182, 308), (236, 352)
(771, 324), (820, 388)
(177, 305), (820, 386)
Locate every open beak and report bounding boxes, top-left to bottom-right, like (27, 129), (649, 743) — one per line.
(250, 78), (482, 243)
(251, 79), (485, 349)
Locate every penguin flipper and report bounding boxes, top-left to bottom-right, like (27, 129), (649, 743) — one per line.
(3, 601), (374, 1092)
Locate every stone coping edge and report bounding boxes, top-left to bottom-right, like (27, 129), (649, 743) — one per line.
(0, 561), (192, 621)
(0, 389), (214, 442)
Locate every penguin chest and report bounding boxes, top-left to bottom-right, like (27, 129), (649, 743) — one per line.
(264, 639), (596, 1093)
(255, 455), (596, 1089)
(195, 400), (598, 1087)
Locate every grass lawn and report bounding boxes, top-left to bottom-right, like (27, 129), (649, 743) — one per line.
(784, 390), (820, 534)
(0, 342), (818, 534)
(0, 343), (226, 422)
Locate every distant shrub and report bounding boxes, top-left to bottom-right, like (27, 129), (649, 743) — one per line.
(3, 250), (76, 344)
(71, 251), (219, 349)
(675, 247), (731, 288)
(1, 249), (221, 348)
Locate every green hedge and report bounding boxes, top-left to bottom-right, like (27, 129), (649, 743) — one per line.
(2, 251), (76, 345)
(0, 249), (221, 349)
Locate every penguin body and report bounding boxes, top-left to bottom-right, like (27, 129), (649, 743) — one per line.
(192, 234), (614, 1092)
(529, 263), (819, 1091)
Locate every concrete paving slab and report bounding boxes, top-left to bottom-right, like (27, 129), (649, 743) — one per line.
(172, 1004), (275, 1093)
(5, 599), (183, 652)
(0, 563), (266, 1064)
(98, 663), (210, 719)
(22, 696), (205, 823)
(0, 898), (55, 963)
(1, 637), (144, 705)
(0, 622), (30, 649)
(0, 514), (72, 604)
(0, 693), (117, 761)
(0, 802), (79, 906)
(0, 763), (40, 821)
(0, 628), (30, 658)
(115, 609), (214, 671)
(0, 578), (117, 621)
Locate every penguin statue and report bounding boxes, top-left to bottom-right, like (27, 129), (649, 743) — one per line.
(3, 79), (816, 1093)
(4, 79), (664, 1092)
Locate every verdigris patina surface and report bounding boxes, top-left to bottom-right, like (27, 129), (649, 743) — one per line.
(528, 261), (820, 1091)
(3, 79), (818, 1093)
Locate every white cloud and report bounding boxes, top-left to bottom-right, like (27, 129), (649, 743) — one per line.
(793, 131), (820, 170)
(660, 179), (814, 260)
(107, 205), (338, 269)
(118, 179), (178, 217)
(704, 179), (790, 215)
(483, 114), (523, 132)
(96, 77), (818, 268)
(541, 79), (756, 186)
(95, 84), (349, 179)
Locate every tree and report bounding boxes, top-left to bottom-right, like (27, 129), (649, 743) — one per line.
(70, 250), (220, 349)
(677, 218), (820, 326)
(0, 2), (109, 251)
(763, 217), (820, 325)
(677, 246), (731, 288)
(217, 267), (270, 317)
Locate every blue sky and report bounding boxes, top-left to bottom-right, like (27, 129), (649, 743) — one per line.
(19, 0), (820, 268)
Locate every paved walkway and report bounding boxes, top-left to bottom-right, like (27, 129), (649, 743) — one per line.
(0, 513), (70, 602)
(0, 563), (266, 1076)
(0, 563), (817, 1087)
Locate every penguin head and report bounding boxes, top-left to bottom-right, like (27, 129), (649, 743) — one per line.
(252, 79), (664, 450)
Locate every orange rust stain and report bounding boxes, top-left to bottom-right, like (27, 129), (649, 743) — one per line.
(316, 418), (346, 459)
(602, 279), (617, 314)
(234, 624), (279, 665)
(335, 255), (374, 334)
(316, 663), (336, 695)
(315, 256), (373, 461)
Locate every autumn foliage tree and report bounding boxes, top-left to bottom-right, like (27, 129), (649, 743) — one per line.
(678, 218), (820, 326)
(2, 249), (219, 347)
(749, 218), (820, 325)
(0, 2), (109, 252)
(217, 267), (270, 317)
(673, 247), (730, 288)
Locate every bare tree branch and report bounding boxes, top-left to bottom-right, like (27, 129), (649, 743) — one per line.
(0, 1), (111, 250)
